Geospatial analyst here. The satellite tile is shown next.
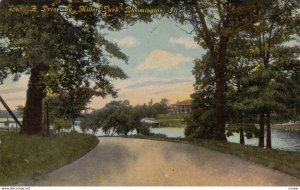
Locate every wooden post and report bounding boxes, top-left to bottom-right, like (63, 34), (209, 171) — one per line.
(6, 117), (9, 133)
(0, 96), (23, 128)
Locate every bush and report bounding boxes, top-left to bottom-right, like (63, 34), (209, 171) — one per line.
(52, 117), (71, 132)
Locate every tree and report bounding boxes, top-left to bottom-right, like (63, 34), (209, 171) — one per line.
(15, 105), (24, 117)
(52, 117), (71, 133)
(187, 37), (261, 143)
(80, 99), (168, 136)
(152, 99), (170, 116)
(47, 87), (99, 132)
(221, 31), (262, 145)
(181, 0), (299, 144)
(141, 0), (261, 140)
(82, 100), (135, 136)
(238, 0), (300, 148)
(80, 111), (99, 134)
(0, 0), (133, 135)
(185, 54), (216, 139)
(47, 87), (92, 133)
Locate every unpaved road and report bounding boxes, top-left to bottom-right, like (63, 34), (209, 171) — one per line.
(18, 137), (300, 186)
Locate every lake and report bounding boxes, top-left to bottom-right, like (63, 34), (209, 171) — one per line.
(151, 127), (300, 153)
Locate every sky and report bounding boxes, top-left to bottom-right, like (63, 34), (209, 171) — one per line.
(0, 18), (205, 110)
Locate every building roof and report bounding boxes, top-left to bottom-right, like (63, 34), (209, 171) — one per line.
(174, 100), (192, 106)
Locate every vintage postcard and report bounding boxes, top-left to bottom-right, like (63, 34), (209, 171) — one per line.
(0, 0), (299, 188)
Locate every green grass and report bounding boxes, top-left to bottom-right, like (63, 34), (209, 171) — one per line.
(130, 135), (300, 179)
(156, 114), (187, 128)
(158, 114), (187, 120)
(272, 124), (300, 130)
(0, 132), (98, 185)
(0, 126), (20, 133)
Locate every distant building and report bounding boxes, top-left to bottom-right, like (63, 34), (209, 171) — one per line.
(170, 100), (192, 114)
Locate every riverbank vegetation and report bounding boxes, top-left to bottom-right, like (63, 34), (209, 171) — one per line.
(131, 136), (300, 178)
(79, 99), (169, 136)
(0, 132), (98, 185)
(272, 124), (300, 131)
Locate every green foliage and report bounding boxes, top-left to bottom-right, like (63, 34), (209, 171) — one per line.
(272, 124), (300, 130)
(137, 124), (151, 136)
(187, 0), (300, 143)
(0, 0), (130, 93)
(47, 87), (99, 132)
(81, 100), (135, 136)
(185, 54), (216, 139)
(52, 117), (71, 133)
(226, 123), (259, 139)
(80, 111), (99, 134)
(80, 99), (170, 136)
(0, 1), (136, 133)
(151, 98), (170, 115)
(0, 132), (98, 185)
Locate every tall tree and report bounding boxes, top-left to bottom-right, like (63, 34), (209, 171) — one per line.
(47, 87), (98, 132)
(0, 1), (135, 135)
(241, 0), (300, 148)
(182, 0), (299, 143)
(142, 0), (260, 140)
(225, 36), (259, 145)
(185, 53), (216, 139)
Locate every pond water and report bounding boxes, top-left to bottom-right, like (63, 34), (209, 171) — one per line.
(151, 127), (300, 153)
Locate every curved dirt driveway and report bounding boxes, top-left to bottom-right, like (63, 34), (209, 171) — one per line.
(19, 137), (300, 186)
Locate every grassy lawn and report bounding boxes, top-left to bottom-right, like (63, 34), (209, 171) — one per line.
(130, 135), (300, 179)
(272, 124), (300, 130)
(156, 114), (187, 128)
(0, 132), (98, 185)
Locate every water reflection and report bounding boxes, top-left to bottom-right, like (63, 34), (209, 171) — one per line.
(151, 127), (300, 153)
(227, 129), (300, 152)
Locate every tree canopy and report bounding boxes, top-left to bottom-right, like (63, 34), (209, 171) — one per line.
(0, 0), (145, 134)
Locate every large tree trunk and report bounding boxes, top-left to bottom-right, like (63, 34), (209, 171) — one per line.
(258, 112), (265, 147)
(72, 119), (75, 133)
(214, 36), (229, 141)
(20, 66), (48, 135)
(215, 73), (226, 141)
(266, 111), (272, 149)
(192, 0), (229, 141)
(240, 128), (245, 145)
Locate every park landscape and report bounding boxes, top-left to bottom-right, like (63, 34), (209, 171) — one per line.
(0, 0), (300, 186)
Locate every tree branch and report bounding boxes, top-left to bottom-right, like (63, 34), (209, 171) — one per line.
(265, 23), (274, 66)
(216, 0), (226, 25)
(192, 0), (216, 66)
(175, 24), (196, 34)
